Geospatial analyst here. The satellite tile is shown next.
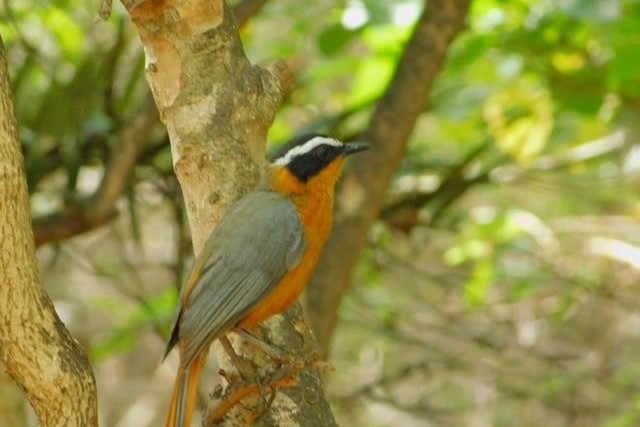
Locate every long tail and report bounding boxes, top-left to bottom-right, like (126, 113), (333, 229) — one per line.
(165, 353), (207, 427)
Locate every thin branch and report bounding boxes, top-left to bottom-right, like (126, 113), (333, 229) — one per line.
(381, 130), (629, 231)
(103, 18), (128, 124)
(492, 130), (627, 183)
(381, 139), (492, 230)
(32, 98), (160, 246)
(267, 58), (295, 96)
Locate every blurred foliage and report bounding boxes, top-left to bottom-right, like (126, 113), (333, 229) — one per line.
(91, 286), (176, 362)
(3, 0), (640, 426)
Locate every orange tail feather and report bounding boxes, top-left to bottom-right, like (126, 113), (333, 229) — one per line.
(165, 353), (207, 427)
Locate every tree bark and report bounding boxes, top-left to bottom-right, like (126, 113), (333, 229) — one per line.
(120, 0), (336, 425)
(305, 0), (472, 357)
(0, 36), (98, 427)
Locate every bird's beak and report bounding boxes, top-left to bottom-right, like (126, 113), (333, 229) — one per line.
(343, 142), (371, 156)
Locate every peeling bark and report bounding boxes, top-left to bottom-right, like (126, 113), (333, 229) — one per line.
(305, 0), (472, 357)
(0, 37), (98, 427)
(121, 0), (336, 425)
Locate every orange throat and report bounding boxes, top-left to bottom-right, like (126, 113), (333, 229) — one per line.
(268, 157), (344, 245)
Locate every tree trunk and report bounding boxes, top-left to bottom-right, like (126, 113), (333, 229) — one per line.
(0, 37), (98, 427)
(305, 0), (472, 358)
(120, 0), (337, 425)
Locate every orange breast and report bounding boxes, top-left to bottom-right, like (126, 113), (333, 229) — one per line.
(237, 161), (341, 328)
(237, 244), (321, 328)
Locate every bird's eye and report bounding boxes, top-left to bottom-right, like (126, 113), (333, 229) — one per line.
(316, 146), (332, 161)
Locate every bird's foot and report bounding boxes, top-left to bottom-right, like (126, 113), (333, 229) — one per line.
(208, 359), (305, 425)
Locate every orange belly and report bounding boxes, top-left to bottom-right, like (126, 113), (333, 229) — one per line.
(237, 248), (320, 328)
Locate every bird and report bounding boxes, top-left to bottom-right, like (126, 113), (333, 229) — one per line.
(163, 133), (370, 427)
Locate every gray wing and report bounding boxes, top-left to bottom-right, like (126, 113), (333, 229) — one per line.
(175, 191), (306, 367)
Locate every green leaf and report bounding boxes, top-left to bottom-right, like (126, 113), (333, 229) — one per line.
(90, 287), (178, 361)
(610, 42), (640, 97)
(362, 23), (411, 54)
(318, 23), (359, 55)
(509, 280), (534, 301)
(40, 8), (85, 61)
(447, 33), (495, 73)
(348, 56), (394, 106)
(464, 260), (495, 305)
(304, 56), (361, 81)
(601, 411), (640, 427)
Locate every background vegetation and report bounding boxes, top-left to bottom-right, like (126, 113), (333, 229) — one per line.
(2, 0), (640, 426)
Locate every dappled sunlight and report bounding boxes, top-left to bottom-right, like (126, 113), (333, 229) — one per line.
(3, 0), (640, 426)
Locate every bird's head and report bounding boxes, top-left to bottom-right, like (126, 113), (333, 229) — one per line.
(268, 133), (370, 194)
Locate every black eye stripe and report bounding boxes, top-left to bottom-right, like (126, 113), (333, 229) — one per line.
(314, 145), (334, 161)
(285, 144), (342, 182)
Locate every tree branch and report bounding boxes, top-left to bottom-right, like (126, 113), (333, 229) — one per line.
(304, 0), (472, 357)
(32, 97), (160, 246)
(121, 0), (336, 425)
(381, 129), (628, 231)
(381, 139), (491, 230)
(33, 0), (272, 247)
(0, 36), (97, 427)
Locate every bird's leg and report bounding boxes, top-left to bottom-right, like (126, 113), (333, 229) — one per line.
(213, 331), (328, 422)
(219, 335), (275, 411)
(219, 335), (253, 381)
(236, 329), (291, 362)
(237, 328), (327, 369)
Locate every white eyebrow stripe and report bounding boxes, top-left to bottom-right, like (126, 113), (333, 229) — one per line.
(274, 136), (342, 166)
